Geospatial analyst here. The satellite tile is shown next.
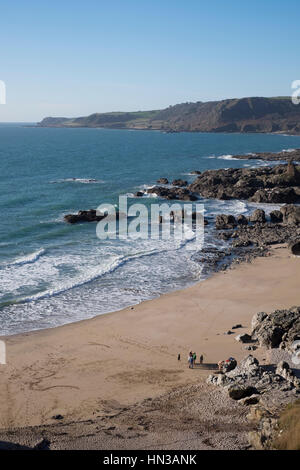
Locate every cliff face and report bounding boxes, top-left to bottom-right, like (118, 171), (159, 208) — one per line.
(37, 97), (300, 134)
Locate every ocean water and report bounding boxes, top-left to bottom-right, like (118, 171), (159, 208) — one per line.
(1, 125), (300, 335)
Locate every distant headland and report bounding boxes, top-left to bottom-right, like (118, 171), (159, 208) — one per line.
(37, 96), (300, 134)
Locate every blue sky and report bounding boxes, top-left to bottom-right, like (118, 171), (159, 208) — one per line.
(0, 0), (299, 121)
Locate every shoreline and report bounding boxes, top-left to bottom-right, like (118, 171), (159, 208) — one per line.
(0, 244), (299, 444)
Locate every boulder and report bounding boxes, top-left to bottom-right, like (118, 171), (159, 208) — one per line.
(237, 214), (248, 225)
(215, 214), (237, 230)
(249, 209), (266, 224)
(288, 240), (300, 256)
(251, 307), (300, 349)
(280, 204), (300, 225)
(172, 179), (188, 187)
(270, 210), (283, 223)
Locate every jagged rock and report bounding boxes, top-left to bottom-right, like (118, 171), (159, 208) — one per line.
(172, 179), (188, 187)
(232, 324), (243, 329)
(251, 312), (268, 333)
(235, 333), (252, 343)
(215, 214), (237, 230)
(249, 209), (266, 224)
(134, 191), (144, 197)
(270, 210), (283, 223)
(188, 163), (300, 204)
(280, 204), (300, 225)
(237, 214), (248, 225)
(250, 187), (298, 204)
(251, 307), (300, 350)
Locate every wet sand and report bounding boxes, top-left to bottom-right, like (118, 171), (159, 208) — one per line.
(0, 245), (299, 449)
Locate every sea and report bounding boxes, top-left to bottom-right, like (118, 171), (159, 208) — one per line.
(1, 124), (300, 335)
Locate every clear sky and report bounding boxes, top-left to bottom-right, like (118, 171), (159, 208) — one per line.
(0, 0), (299, 121)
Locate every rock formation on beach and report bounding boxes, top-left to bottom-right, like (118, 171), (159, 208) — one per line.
(207, 304), (300, 449)
(251, 306), (300, 351)
(216, 205), (300, 249)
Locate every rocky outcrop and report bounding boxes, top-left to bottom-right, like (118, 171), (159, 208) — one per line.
(64, 209), (106, 224)
(188, 163), (300, 204)
(146, 186), (197, 201)
(280, 204), (300, 224)
(217, 206), (300, 248)
(251, 306), (300, 351)
(249, 209), (266, 223)
(215, 214), (237, 230)
(208, 355), (300, 397)
(233, 149), (300, 162)
(270, 210), (283, 223)
(172, 179), (188, 187)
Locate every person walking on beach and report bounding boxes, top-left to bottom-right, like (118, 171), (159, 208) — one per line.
(188, 351), (194, 369)
(193, 352), (197, 364)
(200, 354), (203, 365)
(178, 353), (181, 361)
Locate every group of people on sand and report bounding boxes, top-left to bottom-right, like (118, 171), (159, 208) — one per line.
(177, 351), (204, 368)
(188, 351), (203, 368)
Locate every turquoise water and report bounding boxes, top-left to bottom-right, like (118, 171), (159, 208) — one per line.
(1, 125), (300, 335)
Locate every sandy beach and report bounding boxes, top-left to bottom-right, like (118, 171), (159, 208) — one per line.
(0, 244), (299, 449)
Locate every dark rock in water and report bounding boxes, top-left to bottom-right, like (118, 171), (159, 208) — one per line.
(249, 209), (266, 224)
(288, 240), (300, 256)
(251, 306), (300, 350)
(64, 209), (106, 224)
(190, 170), (201, 175)
(237, 214), (248, 225)
(172, 179), (188, 187)
(280, 204), (300, 225)
(157, 178), (169, 184)
(270, 210), (283, 223)
(147, 185), (197, 201)
(215, 214), (237, 230)
(134, 191), (144, 197)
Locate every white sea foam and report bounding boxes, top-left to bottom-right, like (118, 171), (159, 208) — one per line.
(9, 249), (46, 266)
(50, 178), (104, 184)
(217, 154), (239, 161)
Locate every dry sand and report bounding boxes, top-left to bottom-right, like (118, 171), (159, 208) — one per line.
(0, 245), (299, 449)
